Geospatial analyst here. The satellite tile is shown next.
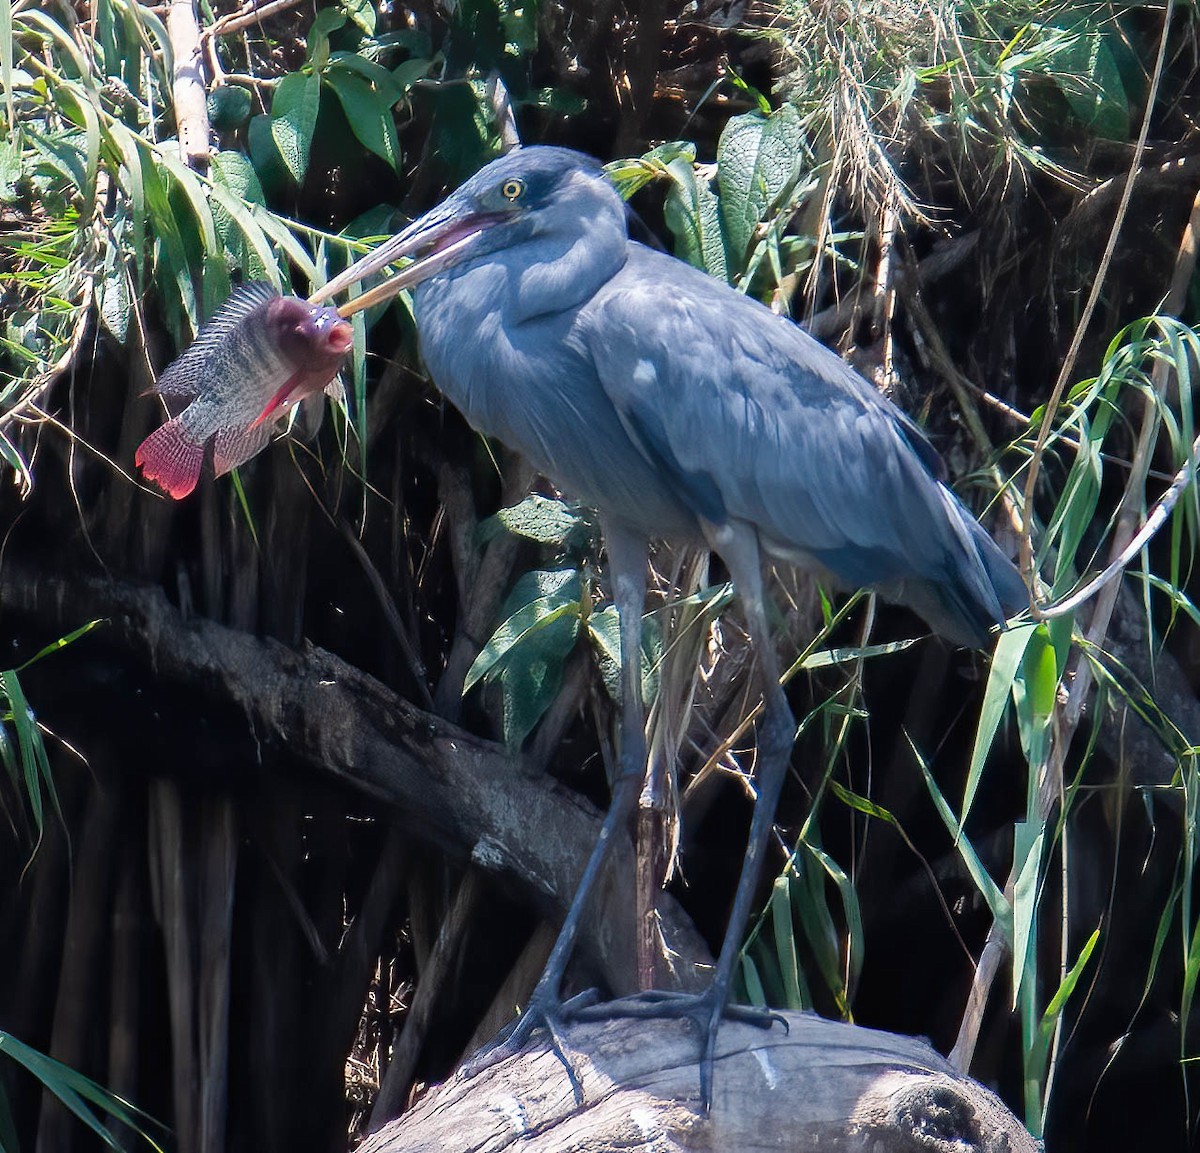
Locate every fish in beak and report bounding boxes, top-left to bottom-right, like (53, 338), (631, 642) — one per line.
(136, 283), (353, 498)
(309, 203), (512, 317)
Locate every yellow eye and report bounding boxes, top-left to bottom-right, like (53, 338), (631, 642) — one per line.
(501, 178), (525, 202)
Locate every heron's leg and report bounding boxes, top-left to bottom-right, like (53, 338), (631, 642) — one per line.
(461, 527), (648, 1084)
(557, 522), (792, 1111)
(698, 520), (796, 1103)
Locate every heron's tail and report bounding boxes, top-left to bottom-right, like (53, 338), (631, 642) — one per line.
(894, 507), (1027, 649)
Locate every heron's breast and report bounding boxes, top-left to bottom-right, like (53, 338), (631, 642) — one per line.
(414, 277), (700, 539)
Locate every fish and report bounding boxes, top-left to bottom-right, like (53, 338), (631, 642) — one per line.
(135, 282), (354, 498)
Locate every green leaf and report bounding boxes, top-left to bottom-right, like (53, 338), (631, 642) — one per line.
(1010, 824), (1044, 1009)
(497, 609), (579, 748)
(738, 953), (767, 1008)
(0, 1030), (166, 1152)
(716, 105), (805, 271)
(663, 156), (727, 281)
(1046, 21), (1130, 140)
(270, 71), (321, 184)
(1014, 624), (1058, 769)
(1, 0), (14, 136)
(208, 165), (280, 287)
(323, 67), (401, 171)
(341, 0), (376, 35)
(328, 53), (406, 102)
(464, 569), (582, 692)
(963, 622), (1035, 829)
(207, 84), (252, 131)
(16, 620), (102, 670)
(586, 605), (661, 708)
(482, 494), (591, 549)
(0, 137), (20, 202)
(306, 7), (347, 70)
(771, 876), (807, 1010)
(98, 245), (131, 341)
(911, 735), (1010, 933)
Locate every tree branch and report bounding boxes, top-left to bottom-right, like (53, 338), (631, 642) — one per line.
(0, 563), (711, 996)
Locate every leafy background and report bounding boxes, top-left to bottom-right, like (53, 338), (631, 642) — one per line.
(3, 0), (1200, 1150)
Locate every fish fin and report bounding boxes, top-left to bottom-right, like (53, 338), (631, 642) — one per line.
(212, 423), (273, 477)
(135, 419), (206, 499)
(295, 392), (326, 441)
(152, 281), (280, 401)
(324, 372), (346, 404)
(249, 372), (303, 429)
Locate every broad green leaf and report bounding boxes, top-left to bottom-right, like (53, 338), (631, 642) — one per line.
(716, 105), (804, 270)
(324, 68), (401, 171)
(306, 7), (347, 70)
(98, 245), (132, 341)
(341, 0), (376, 35)
(390, 57), (435, 93)
(482, 494), (591, 549)
(464, 569), (582, 691)
(247, 113), (289, 199)
(663, 156), (727, 281)
(328, 53), (406, 102)
(270, 71), (321, 185)
(497, 608), (579, 748)
(1046, 21), (1130, 140)
(0, 138), (20, 201)
(207, 84), (252, 131)
(586, 605), (662, 708)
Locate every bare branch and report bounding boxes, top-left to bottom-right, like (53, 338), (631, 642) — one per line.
(0, 563), (711, 997)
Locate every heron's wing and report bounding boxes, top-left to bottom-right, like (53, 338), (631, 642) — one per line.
(584, 248), (964, 588)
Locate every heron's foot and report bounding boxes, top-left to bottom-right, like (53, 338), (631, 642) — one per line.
(459, 988), (602, 1103)
(570, 988), (787, 1110)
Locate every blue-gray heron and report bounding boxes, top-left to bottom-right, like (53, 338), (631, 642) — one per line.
(314, 146), (1026, 1105)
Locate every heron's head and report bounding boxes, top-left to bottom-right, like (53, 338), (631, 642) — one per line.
(312, 147), (623, 315)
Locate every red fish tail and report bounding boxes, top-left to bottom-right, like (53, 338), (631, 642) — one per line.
(135, 419), (205, 499)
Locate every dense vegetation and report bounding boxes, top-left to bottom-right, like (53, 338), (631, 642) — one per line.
(2, 1), (1200, 1150)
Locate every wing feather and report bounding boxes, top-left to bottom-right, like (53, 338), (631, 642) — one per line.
(583, 245), (999, 624)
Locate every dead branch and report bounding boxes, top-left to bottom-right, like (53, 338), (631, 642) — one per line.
(167, 0), (211, 170)
(360, 1006), (1037, 1153)
(0, 562), (711, 997)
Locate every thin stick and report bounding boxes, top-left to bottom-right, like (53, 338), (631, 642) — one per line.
(204, 0), (307, 39)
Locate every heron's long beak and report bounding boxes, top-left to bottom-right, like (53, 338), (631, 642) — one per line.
(308, 204), (510, 318)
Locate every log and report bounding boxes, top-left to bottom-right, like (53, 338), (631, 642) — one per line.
(359, 1004), (1035, 1153)
(0, 564), (709, 995)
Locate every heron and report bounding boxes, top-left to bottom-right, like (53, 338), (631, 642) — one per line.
(313, 145), (1027, 1106)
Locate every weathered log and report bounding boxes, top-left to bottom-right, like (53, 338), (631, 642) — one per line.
(0, 564), (709, 995)
(360, 1005), (1035, 1153)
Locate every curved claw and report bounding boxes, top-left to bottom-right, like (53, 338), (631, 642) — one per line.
(567, 989), (787, 1111)
(459, 988), (602, 1105)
